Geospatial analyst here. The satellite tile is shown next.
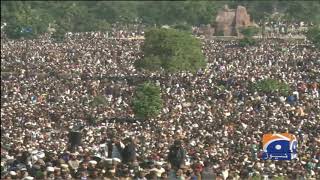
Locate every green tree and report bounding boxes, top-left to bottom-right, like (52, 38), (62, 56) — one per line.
(172, 23), (192, 33)
(285, 1), (320, 23)
(238, 26), (260, 47)
(51, 27), (66, 42)
(134, 55), (162, 72)
(250, 79), (291, 96)
(182, 1), (222, 26)
(132, 82), (163, 119)
(306, 25), (320, 48)
(135, 28), (206, 73)
(3, 1), (320, 39)
(240, 26), (260, 37)
(239, 37), (257, 47)
(1, 1), (50, 39)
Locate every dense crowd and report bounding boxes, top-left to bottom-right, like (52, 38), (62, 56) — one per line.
(1, 26), (320, 180)
(259, 20), (312, 38)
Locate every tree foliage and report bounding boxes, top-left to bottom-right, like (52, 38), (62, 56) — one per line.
(172, 23), (192, 33)
(239, 37), (258, 47)
(306, 25), (320, 48)
(135, 28), (206, 73)
(284, 1), (320, 24)
(250, 79), (291, 96)
(238, 26), (260, 46)
(132, 82), (163, 119)
(240, 26), (260, 37)
(230, 1), (320, 23)
(1, 1), (320, 39)
(1, 1), (51, 39)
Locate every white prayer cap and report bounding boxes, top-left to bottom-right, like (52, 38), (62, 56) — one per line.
(32, 156), (38, 162)
(47, 167), (55, 172)
(155, 161), (164, 166)
(70, 152), (79, 156)
(112, 158), (121, 162)
(24, 177), (34, 180)
(89, 160), (97, 165)
(104, 158), (113, 163)
(310, 170), (315, 176)
(31, 150), (38, 155)
(10, 171), (17, 176)
(61, 164), (69, 169)
(185, 161), (191, 166)
(150, 168), (163, 177)
(37, 152), (45, 159)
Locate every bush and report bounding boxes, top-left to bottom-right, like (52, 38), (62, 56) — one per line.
(250, 79), (291, 96)
(239, 37), (257, 47)
(51, 23), (69, 42)
(5, 24), (38, 39)
(51, 30), (66, 42)
(172, 23), (192, 32)
(238, 26), (260, 47)
(132, 82), (163, 119)
(306, 25), (320, 48)
(2, 2), (51, 39)
(240, 26), (260, 37)
(135, 28), (206, 73)
(134, 55), (163, 72)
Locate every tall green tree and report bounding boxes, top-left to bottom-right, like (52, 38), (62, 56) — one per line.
(240, 26), (260, 37)
(135, 28), (206, 73)
(238, 26), (260, 46)
(285, 1), (320, 23)
(132, 82), (163, 120)
(1, 1), (51, 39)
(2, 1), (320, 39)
(306, 25), (320, 48)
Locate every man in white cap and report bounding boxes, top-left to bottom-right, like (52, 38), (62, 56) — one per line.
(24, 176), (34, 180)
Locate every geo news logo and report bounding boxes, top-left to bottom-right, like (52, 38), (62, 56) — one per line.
(261, 133), (298, 160)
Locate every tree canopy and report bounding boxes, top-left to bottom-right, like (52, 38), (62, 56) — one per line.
(135, 28), (206, 73)
(240, 26), (260, 37)
(1, 1), (319, 39)
(132, 82), (163, 120)
(238, 26), (260, 47)
(306, 25), (320, 48)
(250, 79), (291, 96)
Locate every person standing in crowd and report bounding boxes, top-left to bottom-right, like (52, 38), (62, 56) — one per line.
(122, 137), (136, 164)
(168, 140), (186, 170)
(108, 137), (124, 161)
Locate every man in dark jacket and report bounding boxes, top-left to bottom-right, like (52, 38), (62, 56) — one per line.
(107, 137), (123, 160)
(168, 140), (186, 170)
(122, 137), (136, 164)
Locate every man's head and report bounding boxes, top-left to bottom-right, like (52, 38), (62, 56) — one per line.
(174, 140), (182, 147)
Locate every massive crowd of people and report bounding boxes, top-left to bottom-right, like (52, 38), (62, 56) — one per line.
(259, 20), (312, 38)
(1, 25), (320, 180)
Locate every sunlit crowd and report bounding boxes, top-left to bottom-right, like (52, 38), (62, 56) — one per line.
(1, 24), (319, 180)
